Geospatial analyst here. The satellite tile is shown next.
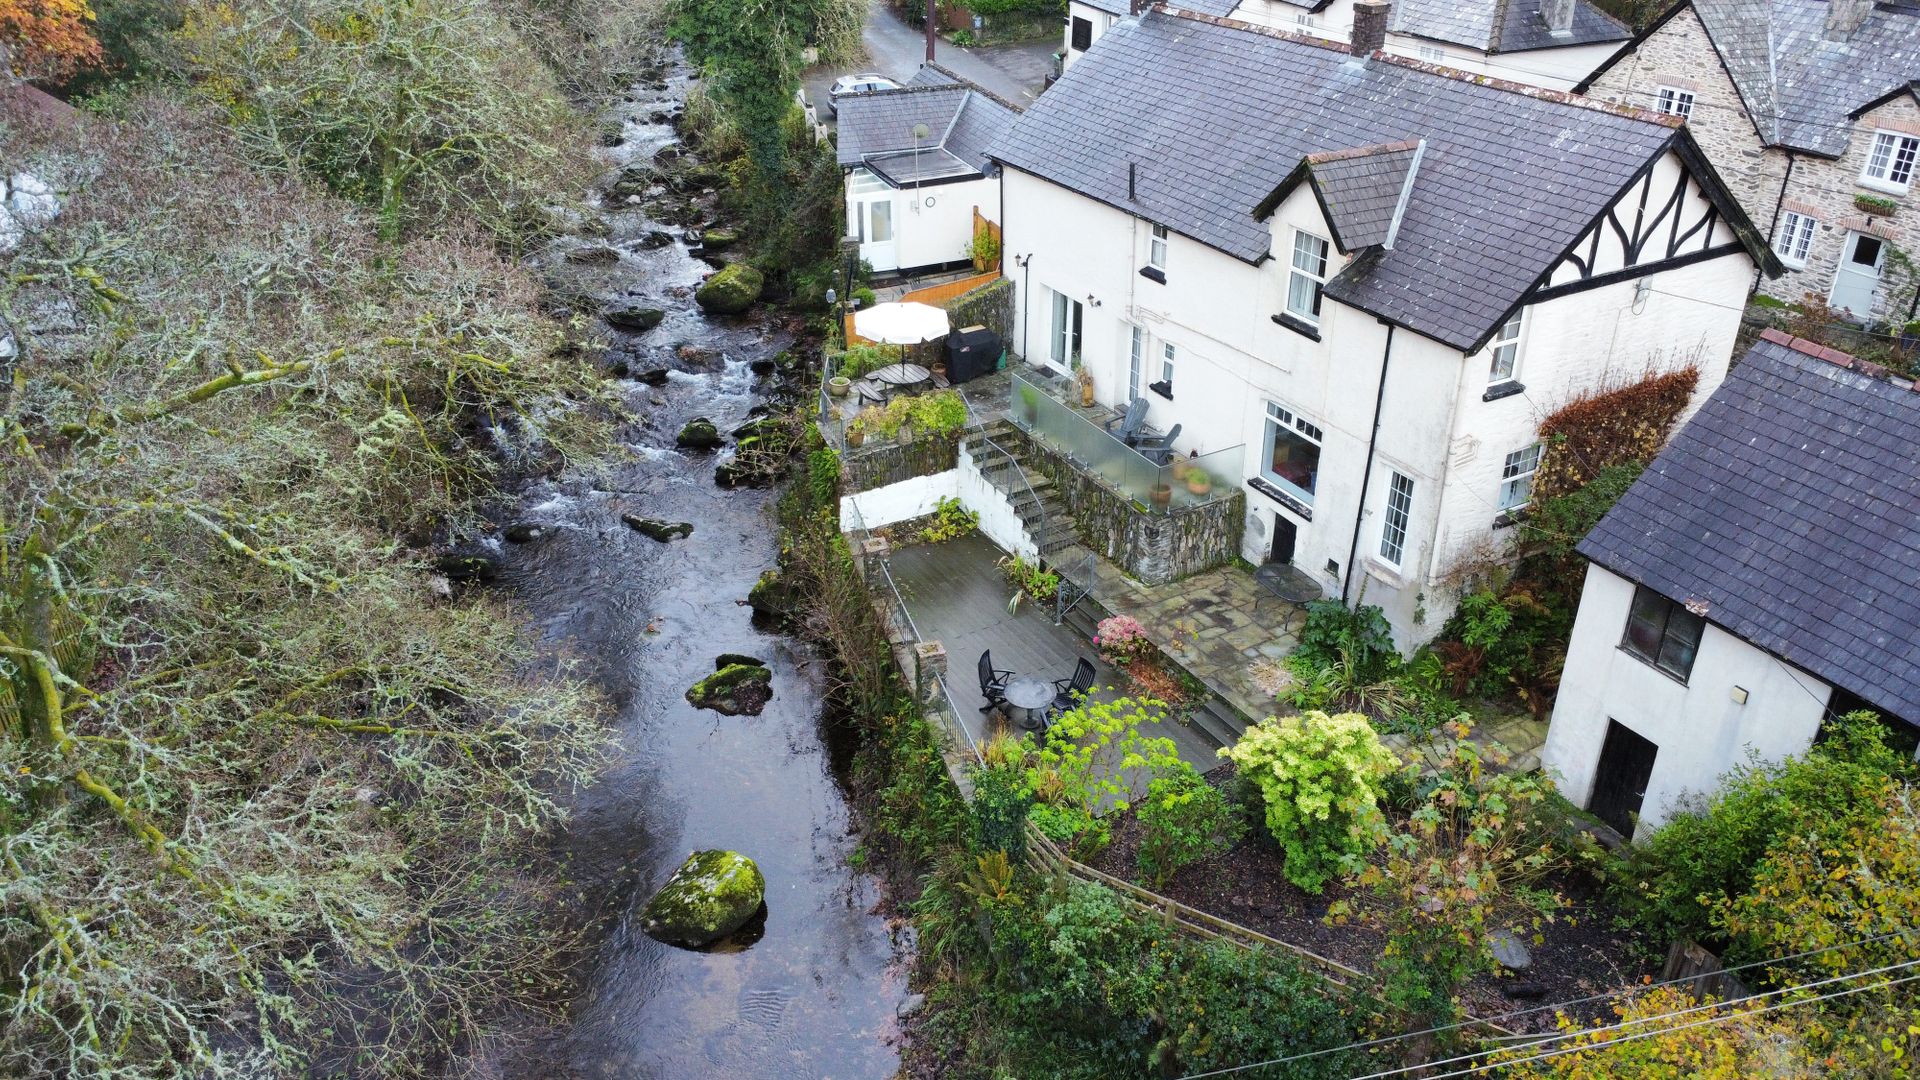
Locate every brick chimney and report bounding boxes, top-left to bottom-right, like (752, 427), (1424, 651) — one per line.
(1351, 0), (1389, 57)
(1826, 0), (1873, 38)
(1542, 0), (1575, 36)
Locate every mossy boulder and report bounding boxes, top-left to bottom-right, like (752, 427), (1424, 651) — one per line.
(639, 850), (767, 948)
(746, 568), (798, 620)
(622, 513), (693, 542)
(604, 305), (666, 333)
(700, 226), (740, 252)
(716, 652), (765, 668)
(694, 263), (764, 315)
(676, 417), (723, 450)
(686, 662), (773, 715)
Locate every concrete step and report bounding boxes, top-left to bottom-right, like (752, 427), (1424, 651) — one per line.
(1185, 696), (1247, 750)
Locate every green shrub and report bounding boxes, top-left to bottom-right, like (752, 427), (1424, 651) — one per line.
(908, 389), (969, 435)
(1136, 769), (1244, 887)
(916, 495), (979, 544)
(1294, 599), (1397, 681)
(1159, 940), (1367, 1079)
(1619, 711), (1911, 950)
(852, 286), (877, 307)
(834, 343), (897, 380)
(1219, 711), (1399, 893)
(807, 446), (839, 506)
(969, 755), (1033, 858)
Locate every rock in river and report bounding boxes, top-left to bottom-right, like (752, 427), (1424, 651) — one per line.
(715, 652), (765, 668)
(604, 305), (666, 333)
(676, 417), (723, 450)
(686, 661), (773, 716)
(694, 263), (763, 314)
(564, 244), (621, 266)
(639, 849), (767, 949)
(746, 568), (798, 620)
(622, 513), (693, 542)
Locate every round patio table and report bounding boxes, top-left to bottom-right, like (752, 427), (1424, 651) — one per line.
(1002, 675), (1055, 731)
(870, 363), (931, 392)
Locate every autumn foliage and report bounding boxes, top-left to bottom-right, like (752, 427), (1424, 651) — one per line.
(1532, 364), (1699, 504)
(0, 0), (103, 80)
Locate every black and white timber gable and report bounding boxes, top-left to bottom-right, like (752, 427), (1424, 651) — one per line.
(1531, 142), (1754, 303)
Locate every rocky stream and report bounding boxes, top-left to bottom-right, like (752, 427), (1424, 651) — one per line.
(482, 67), (910, 1078)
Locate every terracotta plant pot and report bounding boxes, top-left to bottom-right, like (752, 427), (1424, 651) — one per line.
(932, 364), (948, 381)
(1080, 380), (1096, 407)
(1149, 483), (1173, 506)
(847, 429), (865, 447)
(1170, 459), (1192, 481)
(829, 376), (850, 397)
(1186, 472), (1212, 496)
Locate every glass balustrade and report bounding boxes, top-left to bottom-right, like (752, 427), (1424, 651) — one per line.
(1007, 371), (1243, 514)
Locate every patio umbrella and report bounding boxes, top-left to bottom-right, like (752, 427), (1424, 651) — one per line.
(853, 301), (951, 345)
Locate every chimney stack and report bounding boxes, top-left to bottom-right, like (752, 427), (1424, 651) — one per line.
(1542, 0), (1575, 36)
(1826, 0), (1873, 38)
(1351, 0), (1389, 57)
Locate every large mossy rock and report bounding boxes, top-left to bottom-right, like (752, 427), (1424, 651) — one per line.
(639, 850), (767, 948)
(746, 568), (798, 620)
(686, 662), (773, 716)
(622, 513), (693, 542)
(676, 417), (723, 450)
(694, 263), (763, 315)
(700, 226), (740, 252)
(604, 305), (665, 333)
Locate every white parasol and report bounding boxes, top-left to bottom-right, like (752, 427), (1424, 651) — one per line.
(852, 301), (951, 345)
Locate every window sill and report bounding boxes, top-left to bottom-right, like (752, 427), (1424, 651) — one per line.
(1857, 177), (1910, 197)
(1138, 266), (1166, 284)
(1148, 380), (1173, 401)
(1482, 380), (1526, 403)
(1365, 559), (1414, 589)
(1776, 256), (1808, 271)
(1248, 476), (1313, 521)
(1617, 644), (1693, 687)
(1271, 313), (1321, 342)
(1492, 507), (1529, 530)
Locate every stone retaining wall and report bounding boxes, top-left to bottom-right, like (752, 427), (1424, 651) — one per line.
(841, 429), (964, 492)
(1014, 431), (1244, 585)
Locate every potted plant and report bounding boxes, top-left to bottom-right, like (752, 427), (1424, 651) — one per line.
(1075, 364), (1095, 407)
(1170, 451), (1195, 481)
(846, 422), (865, 448)
(1856, 193), (1899, 217)
(829, 375), (851, 397)
(1149, 481), (1173, 506)
(1185, 467), (1212, 496)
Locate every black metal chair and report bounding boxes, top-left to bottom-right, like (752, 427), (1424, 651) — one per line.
(977, 649), (1014, 712)
(1134, 423), (1182, 466)
(1047, 657), (1097, 722)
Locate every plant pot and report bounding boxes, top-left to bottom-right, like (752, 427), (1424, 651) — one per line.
(1079, 380), (1095, 407)
(896, 424), (915, 446)
(1186, 474), (1212, 496)
(1149, 483), (1173, 507)
(829, 376), (850, 397)
(932, 364), (947, 381)
(847, 429), (865, 447)
(1170, 458), (1192, 481)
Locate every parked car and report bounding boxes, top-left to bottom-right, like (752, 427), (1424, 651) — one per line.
(828, 73), (901, 116)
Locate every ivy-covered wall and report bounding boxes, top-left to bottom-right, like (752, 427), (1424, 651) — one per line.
(1012, 430), (1243, 585)
(944, 277), (1014, 346)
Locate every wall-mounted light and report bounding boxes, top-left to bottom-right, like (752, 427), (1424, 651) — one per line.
(1086, 294), (1102, 307)
(1730, 686), (1749, 705)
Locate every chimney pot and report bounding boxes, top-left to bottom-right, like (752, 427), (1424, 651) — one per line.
(1351, 0), (1389, 57)
(1826, 0), (1873, 38)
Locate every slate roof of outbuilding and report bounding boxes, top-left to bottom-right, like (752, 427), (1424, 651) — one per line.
(1580, 331), (1920, 723)
(1390, 0), (1629, 53)
(988, 8), (1746, 351)
(1585, 0), (1920, 158)
(836, 68), (1021, 178)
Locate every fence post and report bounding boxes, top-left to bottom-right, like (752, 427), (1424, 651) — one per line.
(914, 640), (948, 707)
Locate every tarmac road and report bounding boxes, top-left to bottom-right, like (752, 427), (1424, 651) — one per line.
(803, 0), (1057, 120)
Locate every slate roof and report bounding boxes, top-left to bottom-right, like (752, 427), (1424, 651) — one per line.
(1585, 0), (1920, 157)
(1078, 0), (1135, 17)
(837, 68), (1021, 179)
(1580, 331), (1920, 724)
(1299, 141), (1422, 250)
(1391, 0), (1629, 52)
(988, 9), (1752, 351)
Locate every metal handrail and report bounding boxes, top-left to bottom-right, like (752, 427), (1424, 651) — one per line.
(969, 431), (1051, 564)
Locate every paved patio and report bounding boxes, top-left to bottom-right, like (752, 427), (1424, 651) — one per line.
(886, 532), (1223, 773)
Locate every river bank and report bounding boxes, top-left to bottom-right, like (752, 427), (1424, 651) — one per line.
(478, 65), (910, 1078)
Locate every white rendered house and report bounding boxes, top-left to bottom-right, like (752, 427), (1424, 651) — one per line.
(1543, 331), (1920, 837)
(990, 6), (1777, 650)
(835, 66), (1019, 275)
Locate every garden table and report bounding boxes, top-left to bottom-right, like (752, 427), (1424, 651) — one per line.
(1001, 675), (1055, 732)
(870, 363), (931, 393)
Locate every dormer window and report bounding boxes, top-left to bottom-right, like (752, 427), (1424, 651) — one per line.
(1287, 230), (1330, 325)
(1861, 131), (1919, 193)
(1654, 86), (1694, 120)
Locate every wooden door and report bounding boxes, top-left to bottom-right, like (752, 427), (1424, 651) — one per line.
(1589, 720), (1658, 837)
(1269, 515), (1296, 566)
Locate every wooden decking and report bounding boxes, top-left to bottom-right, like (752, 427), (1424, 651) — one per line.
(885, 532), (1222, 771)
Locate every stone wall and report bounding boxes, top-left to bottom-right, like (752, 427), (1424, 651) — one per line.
(842, 429), (964, 492)
(1012, 430), (1244, 585)
(944, 277), (1014, 346)
(1587, 6), (1920, 320)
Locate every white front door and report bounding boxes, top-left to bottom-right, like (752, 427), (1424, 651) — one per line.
(858, 197), (897, 272)
(1047, 289), (1082, 374)
(1829, 231), (1885, 318)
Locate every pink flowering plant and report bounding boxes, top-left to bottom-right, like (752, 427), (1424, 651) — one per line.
(1093, 614), (1152, 668)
